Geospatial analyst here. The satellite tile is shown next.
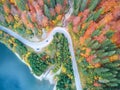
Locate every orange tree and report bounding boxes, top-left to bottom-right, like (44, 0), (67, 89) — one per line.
(67, 0), (120, 89)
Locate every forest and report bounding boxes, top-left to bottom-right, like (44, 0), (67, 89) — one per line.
(0, 0), (120, 90)
(0, 30), (75, 90)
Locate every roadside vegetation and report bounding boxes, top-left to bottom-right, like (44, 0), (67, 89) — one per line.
(0, 30), (75, 90)
(0, 30), (27, 56)
(0, 0), (69, 40)
(0, 0), (120, 90)
(48, 33), (75, 90)
(67, 0), (120, 89)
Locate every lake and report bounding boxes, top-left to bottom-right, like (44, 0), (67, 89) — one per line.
(0, 43), (54, 90)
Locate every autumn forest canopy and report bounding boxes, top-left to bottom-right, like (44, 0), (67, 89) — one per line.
(0, 0), (120, 90)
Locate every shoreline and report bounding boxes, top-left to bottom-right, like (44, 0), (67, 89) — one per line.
(15, 53), (58, 88)
(0, 25), (82, 90)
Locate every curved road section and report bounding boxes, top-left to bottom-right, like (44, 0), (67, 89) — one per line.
(0, 25), (82, 90)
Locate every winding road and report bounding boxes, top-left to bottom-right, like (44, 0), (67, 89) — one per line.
(0, 25), (82, 90)
(0, 0), (82, 90)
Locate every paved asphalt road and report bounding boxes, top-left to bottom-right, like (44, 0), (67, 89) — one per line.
(0, 25), (82, 90)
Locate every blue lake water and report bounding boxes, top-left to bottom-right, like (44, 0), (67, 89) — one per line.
(0, 43), (54, 90)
